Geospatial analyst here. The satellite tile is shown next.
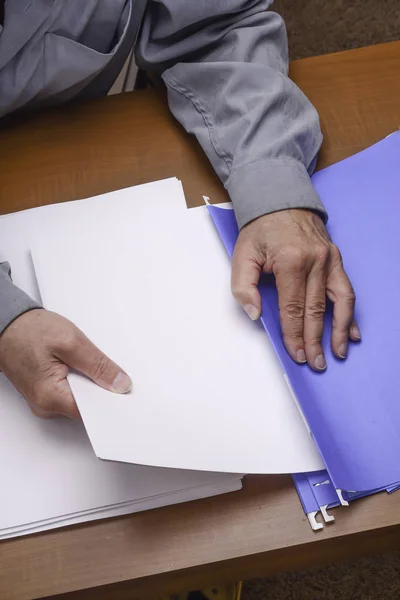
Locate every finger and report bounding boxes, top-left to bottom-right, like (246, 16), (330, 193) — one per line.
(275, 266), (307, 364)
(304, 265), (327, 371)
(327, 265), (356, 359)
(29, 403), (56, 419)
(349, 320), (362, 342)
(30, 378), (81, 420)
(56, 331), (132, 394)
(52, 378), (82, 419)
(231, 242), (262, 321)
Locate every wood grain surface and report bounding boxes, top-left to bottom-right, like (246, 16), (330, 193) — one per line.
(1, 41), (400, 600)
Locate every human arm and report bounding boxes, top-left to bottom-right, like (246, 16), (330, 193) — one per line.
(136, 0), (359, 368)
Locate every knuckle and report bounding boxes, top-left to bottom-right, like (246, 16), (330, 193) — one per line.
(31, 387), (54, 414)
(30, 405), (42, 418)
(30, 405), (52, 420)
(282, 334), (303, 350)
(329, 243), (343, 264)
(343, 290), (356, 306)
(306, 298), (326, 318)
(332, 318), (350, 334)
(231, 284), (249, 303)
(304, 337), (323, 349)
(285, 247), (307, 272)
(91, 354), (111, 381)
(335, 283), (356, 305)
(57, 327), (81, 354)
(282, 301), (304, 321)
(313, 244), (330, 266)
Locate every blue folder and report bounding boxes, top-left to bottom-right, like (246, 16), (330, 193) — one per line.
(208, 132), (400, 494)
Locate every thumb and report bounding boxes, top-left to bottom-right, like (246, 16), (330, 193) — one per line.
(231, 241), (262, 320)
(57, 331), (132, 394)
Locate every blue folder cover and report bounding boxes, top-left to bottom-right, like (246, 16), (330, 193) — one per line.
(208, 133), (400, 492)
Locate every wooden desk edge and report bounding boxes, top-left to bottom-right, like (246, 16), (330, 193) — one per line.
(47, 523), (400, 600)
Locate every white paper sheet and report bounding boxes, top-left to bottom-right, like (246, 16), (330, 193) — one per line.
(0, 179), (242, 540)
(1, 476), (242, 540)
(30, 183), (324, 474)
(0, 372), (241, 532)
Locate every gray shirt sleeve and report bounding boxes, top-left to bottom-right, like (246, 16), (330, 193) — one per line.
(136, 0), (326, 229)
(0, 263), (41, 334)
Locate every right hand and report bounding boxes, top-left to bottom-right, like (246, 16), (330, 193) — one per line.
(0, 309), (132, 420)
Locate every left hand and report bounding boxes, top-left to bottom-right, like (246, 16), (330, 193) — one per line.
(231, 209), (361, 371)
(0, 309), (132, 420)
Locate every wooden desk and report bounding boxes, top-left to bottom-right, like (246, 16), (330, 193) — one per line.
(1, 41), (400, 600)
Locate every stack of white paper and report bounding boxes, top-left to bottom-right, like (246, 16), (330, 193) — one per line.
(0, 379), (243, 539)
(0, 179), (243, 540)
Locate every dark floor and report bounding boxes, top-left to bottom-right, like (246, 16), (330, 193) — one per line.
(243, 552), (400, 600)
(274, 0), (400, 59)
(242, 1), (399, 599)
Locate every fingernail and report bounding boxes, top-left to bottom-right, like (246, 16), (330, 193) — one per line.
(112, 372), (132, 394)
(314, 355), (326, 371)
(338, 343), (347, 359)
(351, 324), (362, 340)
(244, 304), (260, 321)
(296, 349), (307, 364)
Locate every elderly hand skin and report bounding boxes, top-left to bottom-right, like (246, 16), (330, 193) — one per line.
(0, 309), (132, 419)
(231, 209), (361, 371)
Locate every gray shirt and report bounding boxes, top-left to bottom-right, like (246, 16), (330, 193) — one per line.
(0, 0), (325, 333)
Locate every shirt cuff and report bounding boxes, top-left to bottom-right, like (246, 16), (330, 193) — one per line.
(225, 158), (327, 230)
(0, 262), (42, 335)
